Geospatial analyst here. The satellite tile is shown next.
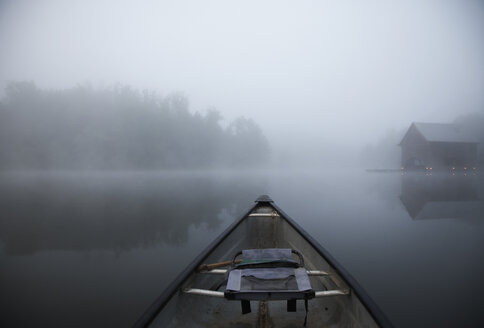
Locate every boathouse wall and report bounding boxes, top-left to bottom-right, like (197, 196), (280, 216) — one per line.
(400, 123), (478, 169)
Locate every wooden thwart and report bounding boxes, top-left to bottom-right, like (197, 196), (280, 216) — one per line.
(199, 269), (331, 276)
(183, 288), (349, 298)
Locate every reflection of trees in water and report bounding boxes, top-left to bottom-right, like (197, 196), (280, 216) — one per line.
(0, 173), (265, 254)
(400, 174), (484, 220)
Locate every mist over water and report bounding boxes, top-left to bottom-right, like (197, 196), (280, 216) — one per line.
(1, 1), (484, 327)
(1, 0), (484, 162)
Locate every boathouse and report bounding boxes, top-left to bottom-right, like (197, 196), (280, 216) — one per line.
(399, 122), (479, 170)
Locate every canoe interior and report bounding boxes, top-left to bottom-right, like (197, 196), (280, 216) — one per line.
(148, 205), (379, 327)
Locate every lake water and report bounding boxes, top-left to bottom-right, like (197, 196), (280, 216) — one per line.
(1, 170), (483, 327)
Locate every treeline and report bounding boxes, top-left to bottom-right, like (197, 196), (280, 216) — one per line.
(0, 82), (270, 169)
(360, 128), (405, 169)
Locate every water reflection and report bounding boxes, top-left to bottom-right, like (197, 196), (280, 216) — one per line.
(2, 171), (484, 327)
(0, 172), (265, 255)
(400, 174), (484, 220)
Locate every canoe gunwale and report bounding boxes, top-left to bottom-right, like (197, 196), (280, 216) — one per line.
(133, 198), (394, 328)
(272, 203), (394, 328)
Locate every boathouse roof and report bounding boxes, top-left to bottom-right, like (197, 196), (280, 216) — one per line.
(401, 122), (480, 144)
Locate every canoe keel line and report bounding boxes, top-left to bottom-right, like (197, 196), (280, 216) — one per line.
(134, 195), (393, 327)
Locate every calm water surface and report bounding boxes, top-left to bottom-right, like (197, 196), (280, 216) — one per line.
(1, 170), (483, 327)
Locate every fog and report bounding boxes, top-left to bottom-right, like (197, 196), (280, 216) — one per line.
(2, 3), (484, 327)
(1, 0), (484, 168)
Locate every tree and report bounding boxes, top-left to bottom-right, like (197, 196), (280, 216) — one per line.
(0, 82), (271, 169)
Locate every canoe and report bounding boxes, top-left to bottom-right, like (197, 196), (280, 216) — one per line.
(134, 195), (393, 327)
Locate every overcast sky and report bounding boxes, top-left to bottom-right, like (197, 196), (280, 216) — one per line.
(1, 0), (483, 148)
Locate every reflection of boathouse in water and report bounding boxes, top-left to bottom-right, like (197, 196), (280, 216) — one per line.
(399, 122), (479, 171)
(400, 175), (484, 220)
